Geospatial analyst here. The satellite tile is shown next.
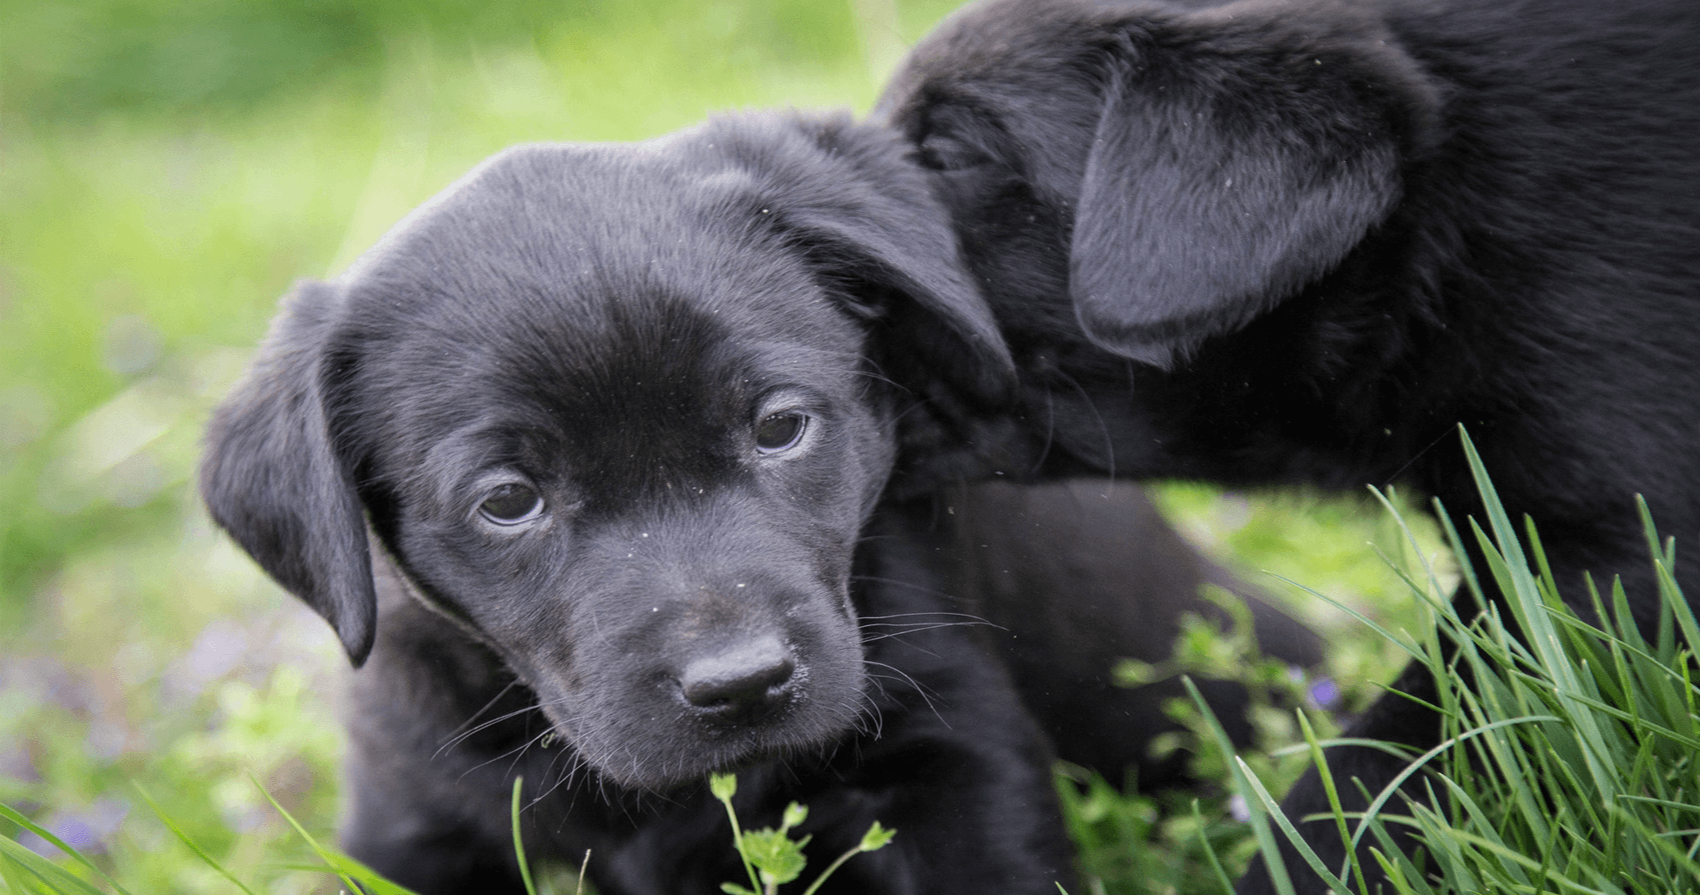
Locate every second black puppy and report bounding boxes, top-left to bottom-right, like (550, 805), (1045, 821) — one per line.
(936, 480), (1324, 789)
(200, 113), (1073, 894)
(878, 0), (1700, 891)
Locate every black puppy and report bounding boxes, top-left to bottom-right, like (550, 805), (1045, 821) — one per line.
(877, 0), (1700, 890)
(200, 112), (1076, 894)
(937, 479), (1324, 789)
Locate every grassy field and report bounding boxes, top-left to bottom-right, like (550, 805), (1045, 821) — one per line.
(0, 1), (1441, 891)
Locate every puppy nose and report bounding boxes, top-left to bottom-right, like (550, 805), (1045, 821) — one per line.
(680, 636), (796, 714)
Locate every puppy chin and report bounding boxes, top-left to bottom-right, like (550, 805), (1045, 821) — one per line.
(547, 670), (868, 793)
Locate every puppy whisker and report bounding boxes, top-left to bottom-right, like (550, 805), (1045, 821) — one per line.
(858, 608), (999, 626)
(851, 365), (910, 394)
(1033, 378), (1057, 473)
(861, 624), (990, 643)
(436, 690), (541, 757)
(864, 661), (949, 729)
(848, 576), (969, 600)
(455, 723), (564, 786)
(527, 751), (589, 812)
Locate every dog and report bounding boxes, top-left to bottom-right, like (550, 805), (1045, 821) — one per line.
(876, 0), (1700, 890)
(200, 111), (1079, 894)
(935, 479), (1324, 789)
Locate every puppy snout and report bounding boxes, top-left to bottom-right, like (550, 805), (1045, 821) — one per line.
(679, 635), (796, 717)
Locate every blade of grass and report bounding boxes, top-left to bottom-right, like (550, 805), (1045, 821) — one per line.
(1188, 798), (1238, 895)
(1230, 756), (1351, 894)
(0, 835), (113, 895)
(1182, 675), (1306, 895)
(1266, 575), (1429, 663)
(130, 786), (258, 895)
(1342, 716), (1558, 868)
(1460, 432), (1617, 803)
(250, 776), (415, 895)
(1294, 710), (1369, 893)
(0, 849), (37, 895)
(0, 802), (134, 895)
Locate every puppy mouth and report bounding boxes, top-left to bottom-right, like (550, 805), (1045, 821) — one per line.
(533, 661), (866, 792)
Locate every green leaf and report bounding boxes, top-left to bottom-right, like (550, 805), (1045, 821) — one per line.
(740, 829), (807, 886)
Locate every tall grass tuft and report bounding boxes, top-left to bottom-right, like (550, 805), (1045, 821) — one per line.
(1213, 432), (1700, 894)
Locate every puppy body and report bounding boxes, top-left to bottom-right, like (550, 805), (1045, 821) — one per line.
(879, 0), (1700, 890)
(202, 113), (1072, 894)
(935, 480), (1324, 788)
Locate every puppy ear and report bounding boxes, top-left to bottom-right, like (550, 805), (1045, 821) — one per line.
(756, 114), (1017, 405)
(1071, 9), (1434, 366)
(200, 280), (376, 666)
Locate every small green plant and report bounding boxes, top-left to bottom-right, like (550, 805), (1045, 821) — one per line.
(709, 772), (894, 895)
(1059, 580), (1346, 895)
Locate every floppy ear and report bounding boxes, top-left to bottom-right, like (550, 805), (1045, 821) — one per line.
(742, 113), (1017, 405)
(200, 280), (376, 666)
(1071, 10), (1434, 367)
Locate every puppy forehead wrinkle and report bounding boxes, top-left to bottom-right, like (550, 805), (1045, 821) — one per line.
(606, 497), (853, 596)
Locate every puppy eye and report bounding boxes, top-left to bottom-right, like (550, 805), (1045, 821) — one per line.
(479, 483), (544, 526)
(755, 411), (808, 455)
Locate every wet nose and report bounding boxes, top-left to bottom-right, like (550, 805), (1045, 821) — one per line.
(679, 635), (796, 715)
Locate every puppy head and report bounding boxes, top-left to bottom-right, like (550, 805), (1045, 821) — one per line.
(876, 0), (1439, 366)
(200, 113), (1012, 789)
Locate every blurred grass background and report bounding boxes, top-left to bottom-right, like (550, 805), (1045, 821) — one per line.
(0, 1), (1438, 891)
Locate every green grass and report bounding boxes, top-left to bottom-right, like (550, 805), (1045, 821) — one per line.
(1188, 436), (1700, 895)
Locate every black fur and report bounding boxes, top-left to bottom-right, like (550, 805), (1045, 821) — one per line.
(877, 0), (1700, 890)
(202, 112), (1077, 894)
(933, 479), (1323, 788)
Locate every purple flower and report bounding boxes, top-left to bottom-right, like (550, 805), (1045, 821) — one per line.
(1307, 677), (1341, 711)
(19, 798), (129, 858)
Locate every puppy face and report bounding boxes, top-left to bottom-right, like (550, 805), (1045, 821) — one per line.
(347, 172), (884, 788)
(201, 114), (1012, 790)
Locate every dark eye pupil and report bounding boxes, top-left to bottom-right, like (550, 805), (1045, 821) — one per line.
(755, 412), (806, 453)
(480, 484), (542, 524)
